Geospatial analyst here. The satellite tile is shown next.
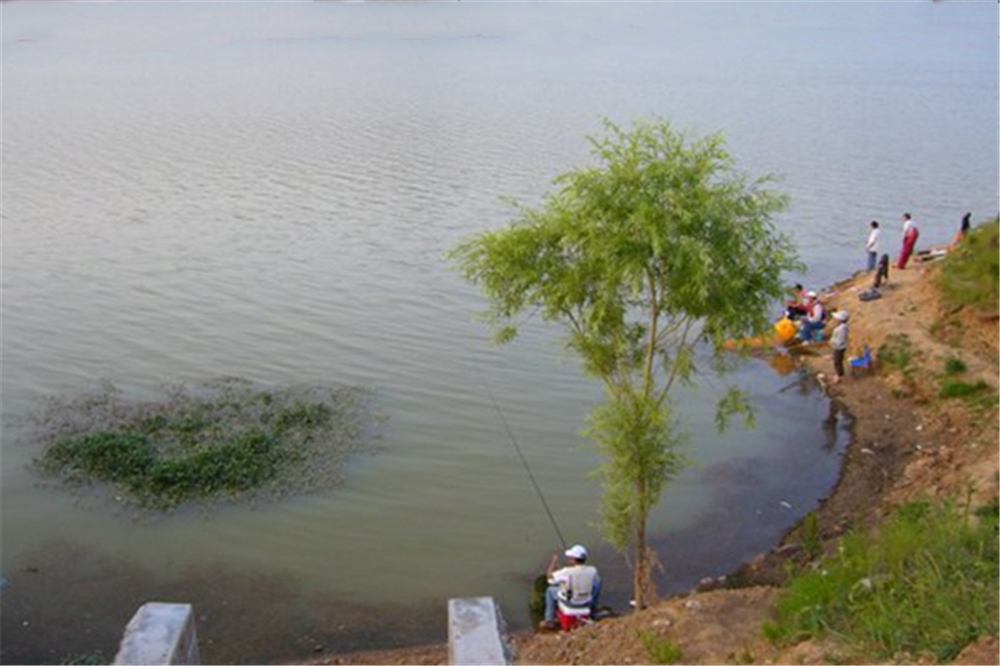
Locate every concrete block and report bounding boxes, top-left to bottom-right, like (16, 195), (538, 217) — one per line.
(114, 602), (200, 665)
(448, 597), (512, 665)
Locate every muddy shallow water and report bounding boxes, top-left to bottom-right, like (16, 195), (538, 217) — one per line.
(0, 370), (850, 664)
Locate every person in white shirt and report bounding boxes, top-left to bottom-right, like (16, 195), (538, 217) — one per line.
(829, 310), (850, 384)
(540, 544), (601, 630)
(866, 221), (881, 272)
(897, 212), (920, 269)
(798, 291), (826, 342)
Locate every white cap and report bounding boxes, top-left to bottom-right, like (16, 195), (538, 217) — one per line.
(565, 544), (588, 561)
(807, 290), (818, 298)
(834, 310), (849, 321)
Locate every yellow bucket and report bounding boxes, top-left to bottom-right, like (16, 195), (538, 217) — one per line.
(774, 317), (797, 344)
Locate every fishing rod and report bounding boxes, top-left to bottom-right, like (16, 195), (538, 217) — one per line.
(478, 370), (568, 551)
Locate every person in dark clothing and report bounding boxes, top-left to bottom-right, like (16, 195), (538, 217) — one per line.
(873, 253), (890, 289)
(952, 212), (972, 246)
(785, 283), (808, 320)
(829, 310), (849, 385)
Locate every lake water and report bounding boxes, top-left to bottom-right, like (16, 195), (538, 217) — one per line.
(1, 2), (997, 663)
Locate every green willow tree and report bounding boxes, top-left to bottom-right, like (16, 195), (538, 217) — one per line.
(451, 119), (802, 609)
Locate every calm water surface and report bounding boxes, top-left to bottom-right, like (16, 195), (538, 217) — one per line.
(1, 2), (997, 662)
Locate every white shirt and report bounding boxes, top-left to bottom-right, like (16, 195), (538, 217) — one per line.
(903, 218), (915, 236)
(807, 301), (825, 324)
(830, 322), (849, 350)
(550, 564), (599, 606)
(866, 228), (880, 252)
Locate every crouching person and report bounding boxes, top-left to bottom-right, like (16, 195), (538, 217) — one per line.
(539, 544), (601, 631)
(798, 291), (826, 343)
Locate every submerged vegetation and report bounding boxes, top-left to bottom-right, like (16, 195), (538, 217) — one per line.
(765, 500), (999, 662)
(30, 378), (378, 510)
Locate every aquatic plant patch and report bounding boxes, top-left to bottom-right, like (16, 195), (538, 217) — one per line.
(29, 378), (380, 510)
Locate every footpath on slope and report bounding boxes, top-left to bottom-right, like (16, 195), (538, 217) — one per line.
(308, 259), (999, 666)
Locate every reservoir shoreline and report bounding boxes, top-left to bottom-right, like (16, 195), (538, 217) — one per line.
(301, 260), (1000, 665)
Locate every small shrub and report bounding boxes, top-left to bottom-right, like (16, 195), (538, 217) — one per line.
(640, 631), (683, 665)
(877, 334), (915, 373)
(800, 512), (822, 559)
(975, 499), (999, 528)
(761, 621), (781, 642)
(528, 574), (548, 626)
(943, 357), (967, 375)
(939, 380), (990, 400)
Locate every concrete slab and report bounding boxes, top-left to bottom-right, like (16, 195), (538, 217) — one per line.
(113, 602), (200, 665)
(447, 597), (512, 665)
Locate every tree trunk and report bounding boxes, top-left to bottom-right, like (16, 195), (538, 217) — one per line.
(633, 481), (648, 610)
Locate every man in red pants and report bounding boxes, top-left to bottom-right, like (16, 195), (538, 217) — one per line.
(897, 212), (920, 269)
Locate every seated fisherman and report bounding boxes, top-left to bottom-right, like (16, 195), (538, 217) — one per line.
(784, 283), (808, 321)
(798, 291), (826, 342)
(539, 544), (601, 630)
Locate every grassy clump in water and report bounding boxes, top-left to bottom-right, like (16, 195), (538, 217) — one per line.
(763, 500), (999, 662)
(31, 378), (378, 509)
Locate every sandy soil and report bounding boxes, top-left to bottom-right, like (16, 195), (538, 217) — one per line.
(305, 256), (998, 666)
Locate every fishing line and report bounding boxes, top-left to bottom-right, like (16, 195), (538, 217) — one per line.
(477, 369), (568, 551)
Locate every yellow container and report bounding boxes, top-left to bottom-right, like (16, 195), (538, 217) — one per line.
(774, 317), (797, 344)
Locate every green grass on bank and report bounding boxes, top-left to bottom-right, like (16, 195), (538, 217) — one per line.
(877, 333), (917, 374)
(764, 500), (999, 662)
(937, 217), (999, 317)
(640, 632), (684, 665)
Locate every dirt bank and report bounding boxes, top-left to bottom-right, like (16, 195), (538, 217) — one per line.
(310, 260), (999, 666)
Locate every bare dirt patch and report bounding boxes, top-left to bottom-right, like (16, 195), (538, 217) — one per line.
(516, 587), (780, 665)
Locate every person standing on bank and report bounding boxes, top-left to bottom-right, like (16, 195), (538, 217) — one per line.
(540, 544), (601, 630)
(952, 212), (972, 247)
(897, 212), (919, 269)
(830, 310), (849, 385)
(866, 221), (881, 272)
